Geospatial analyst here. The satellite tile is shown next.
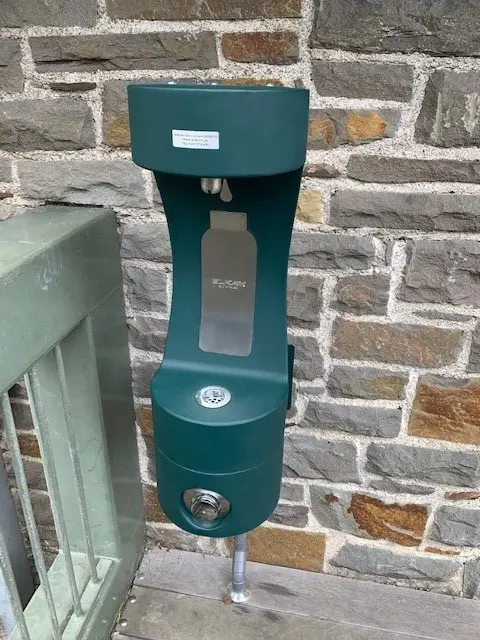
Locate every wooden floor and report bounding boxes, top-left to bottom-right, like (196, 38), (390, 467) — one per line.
(113, 548), (480, 640)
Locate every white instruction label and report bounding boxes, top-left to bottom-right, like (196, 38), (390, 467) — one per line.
(172, 129), (219, 150)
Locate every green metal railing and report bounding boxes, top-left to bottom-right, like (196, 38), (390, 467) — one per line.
(0, 206), (145, 640)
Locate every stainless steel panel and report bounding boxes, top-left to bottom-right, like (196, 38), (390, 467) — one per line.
(199, 211), (257, 357)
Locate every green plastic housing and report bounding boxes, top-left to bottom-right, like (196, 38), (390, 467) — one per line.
(128, 84), (309, 537)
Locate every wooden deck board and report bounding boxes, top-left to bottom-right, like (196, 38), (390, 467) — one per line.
(128, 548), (480, 640)
(118, 587), (426, 640)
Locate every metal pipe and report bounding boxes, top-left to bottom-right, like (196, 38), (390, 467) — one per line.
(200, 178), (223, 195)
(228, 533), (249, 603)
(0, 445), (34, 614)
(53, 343), (99, 584)
(26, 371), (84, 617)
(1, 392), (63, 638)
(0, 530), (31, 640)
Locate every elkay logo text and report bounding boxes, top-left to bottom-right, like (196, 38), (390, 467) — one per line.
(211, 278), (246, 290)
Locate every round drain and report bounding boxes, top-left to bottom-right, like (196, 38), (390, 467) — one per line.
(195, 386), (231, 408)
(183, 489), (231, 521)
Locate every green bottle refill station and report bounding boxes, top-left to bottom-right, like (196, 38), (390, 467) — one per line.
(128, 83), (309, 602)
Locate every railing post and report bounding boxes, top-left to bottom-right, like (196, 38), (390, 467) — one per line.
(88, 288), (145, 559)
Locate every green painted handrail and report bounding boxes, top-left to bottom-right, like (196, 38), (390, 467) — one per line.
(0, 207), (145, 640)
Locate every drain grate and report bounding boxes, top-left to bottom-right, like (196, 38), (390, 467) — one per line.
(195, 386), (231, 408)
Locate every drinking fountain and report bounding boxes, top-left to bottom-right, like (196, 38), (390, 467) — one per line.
(128, 83), (309, 602)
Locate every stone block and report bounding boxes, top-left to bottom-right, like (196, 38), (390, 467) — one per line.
(369, 478), (434, 496)
(268, 503), (309, 528)
(332, 319), (463, 368)
(331, 542), (462, 595)
(147, 525), (217, 554)
(7, 382), (26, 401)
(333, 274), (389, 315)
(18, 160), (149, 208)
(280, 482), (304, 502)
(222, 32), (298, 64)
(295, 190), (323, 223)
(0, 401), (33, 431)
(50, 82), (96, 92)
(0, 99), (95, 151)
(136, 406), (156, 482)
(464, 558), (480, 599)
(432, 505), (480, 547)
(0, 0), (97, 27)
(0, 159), (11, 182)
(290, 233), (375, 270)
(348, 155), (480, 183)
(303, 163), (339, 179)
(13, 491), (53, 528)
(241, 527), (325, 572)
(283, 434), (360, 483)
(287, 273), (323, 327)
(367, 443), (480, 488)
(106, 0), (301, 20)
(312, 60), (413, 101)
(468, 324), (480, 373)
(416, 71), (480, 147)
(0, 39), (23, 92)
(17, 433), (40, 459)
(5, 457), (46, 491)
(288, 333), (323, 381)
(125, 265), (167, 314)
(220, 77), (284, 87)
(121, 222), (172, 262)
(132, 358), (161, 399)
(302, 401), (402, 437)
(444, 491), (480, 501)
(310, 0), (480, 57)
(308, 109), (400, 150)
(328, 366), (407, 400)
(37, 527), (59, 558)
(310, 486), (428, 546)
(409, 376), (480, 445)
(30, 33), (218, 73)
(414, 310), (475, 322)
(330, 190), (480, 232)
(128, 316), (169, 353)
(400, 239), (480, 305)
(104, 78), (148, 148)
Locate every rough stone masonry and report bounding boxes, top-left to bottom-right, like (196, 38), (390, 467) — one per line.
(1, 0), (480, 600)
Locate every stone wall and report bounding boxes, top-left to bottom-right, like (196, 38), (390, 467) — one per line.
(1, 0), (480, 599)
